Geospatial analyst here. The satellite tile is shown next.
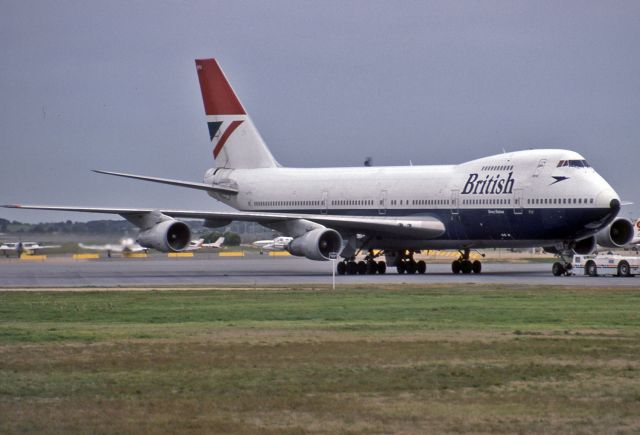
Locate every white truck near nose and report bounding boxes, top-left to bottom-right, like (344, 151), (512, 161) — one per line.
(573, 253), (640, 277)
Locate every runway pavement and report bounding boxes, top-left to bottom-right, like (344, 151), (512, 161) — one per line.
(0, 254), (638, 288)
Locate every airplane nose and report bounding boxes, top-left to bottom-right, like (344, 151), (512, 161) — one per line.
(610, 198), (620, 211)
(595, 189), (620, 210)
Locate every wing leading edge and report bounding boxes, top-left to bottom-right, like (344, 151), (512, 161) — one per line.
(2, 204), (446, 239)
(92, 170), (238, 195)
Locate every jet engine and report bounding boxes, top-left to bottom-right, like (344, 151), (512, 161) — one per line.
(543, 237), (596, 255)
(595, 217), (634, 248)
(287, 228), (343, 261)
(137, 220), (191, 252)
(572, 236), (597, 255)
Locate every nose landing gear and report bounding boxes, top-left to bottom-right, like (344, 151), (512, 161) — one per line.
(395, 250), (426, 275)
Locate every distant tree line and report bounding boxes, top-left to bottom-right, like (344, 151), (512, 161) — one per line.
(0, 219), (136, 234)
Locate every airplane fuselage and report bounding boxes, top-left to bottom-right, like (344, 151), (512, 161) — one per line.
(206, 149), (620, 250)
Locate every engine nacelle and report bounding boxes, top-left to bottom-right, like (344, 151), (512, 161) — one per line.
(287, 228), (343, 261)
(543, 236), (596, 256)
(137, 220), (191, 252)
(573, 236), (597, 255)
(595, 217), (634, 248)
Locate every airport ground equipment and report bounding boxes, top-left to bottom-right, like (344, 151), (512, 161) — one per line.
(572, 253), (640, 277)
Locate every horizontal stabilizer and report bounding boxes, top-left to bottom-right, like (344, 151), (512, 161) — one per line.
(93, 170), (238, 195)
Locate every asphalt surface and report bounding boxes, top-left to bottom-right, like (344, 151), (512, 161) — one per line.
(1, 254), (638, 288)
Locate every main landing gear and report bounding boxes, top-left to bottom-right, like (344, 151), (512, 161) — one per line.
(451, 249), (482, 274)
(395, 250), (427, 275)
(336, 250), (386, 275)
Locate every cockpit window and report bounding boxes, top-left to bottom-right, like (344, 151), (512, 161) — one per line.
(556, 159), (590, 168)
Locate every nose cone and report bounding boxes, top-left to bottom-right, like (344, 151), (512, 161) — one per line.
(595, 188), (621, 211)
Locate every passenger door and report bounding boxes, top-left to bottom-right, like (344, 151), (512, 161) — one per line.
(378, 190), (387, 215)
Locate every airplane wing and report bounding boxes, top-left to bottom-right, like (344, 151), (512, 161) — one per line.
(33, 244), (61, 250)
(92, 170), (238, 195)
(4, 205), (446, 239)
(201, 237), (225, 248)
(185, 239), (205, 251)
(78, 243), (125, 253)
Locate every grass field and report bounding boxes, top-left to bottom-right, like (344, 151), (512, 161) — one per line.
(1, 285), (640, 433)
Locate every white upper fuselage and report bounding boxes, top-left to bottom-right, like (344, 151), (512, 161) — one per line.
(207, 149), (615, 214)
(204, 149), (620, 250)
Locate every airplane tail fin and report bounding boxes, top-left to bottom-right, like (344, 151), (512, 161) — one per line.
(195, 59), (279, 169)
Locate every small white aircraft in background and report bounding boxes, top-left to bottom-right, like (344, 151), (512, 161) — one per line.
(252, 236), (293, 253)
(79, 236), (224, 256)
(79, 238), (148, 257)
(0, 241), (61, 257)
(188, 237), (225, 249)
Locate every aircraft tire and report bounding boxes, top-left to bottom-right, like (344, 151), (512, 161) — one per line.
(417, 260), (427, 274)
(337, 261), (346, 275)
(366, 261), (377, 274)
(461, 260), (472, 274)
(451, 260), (461, 274)
(377, 261), (386, 274)
(472, 260), (482, 274)
(406, 260), (417, 274)
(397, 261), (406, 274)
(346, 261), (358, 275)
(357, 261), (367, 275)
(552, 262), (564, 277)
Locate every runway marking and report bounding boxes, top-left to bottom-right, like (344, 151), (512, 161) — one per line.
(268, 251), (291, 256)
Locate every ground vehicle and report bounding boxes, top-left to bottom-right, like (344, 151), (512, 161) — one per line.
(572, 253), (640, 277)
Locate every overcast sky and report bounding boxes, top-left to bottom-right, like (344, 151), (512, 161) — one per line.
(1, 0), (639, 223)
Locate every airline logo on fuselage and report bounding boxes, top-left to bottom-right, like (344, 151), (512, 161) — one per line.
(461, 172), (515, 195)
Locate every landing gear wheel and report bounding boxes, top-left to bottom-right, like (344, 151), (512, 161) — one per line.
(451, 260), (461, 274)
(337, 261), (346, 275)
(618, 261), (630, 277)
(357, 261), (367, 275)
(417, 260), (427, 274)
(472, 260), (482, 274)
(346, 261), (358, 275)
(397, 261), (406, 274)
(366, 261), (377, 275)
(377, 261), (386, 275)
(585, 261), (597, 277)
(552, 262), (565, 277)
(406, 260), (417, 275)
(461, 260), (472, 274)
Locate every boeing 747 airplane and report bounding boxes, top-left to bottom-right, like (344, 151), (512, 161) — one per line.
(4, 59), (633, 276)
